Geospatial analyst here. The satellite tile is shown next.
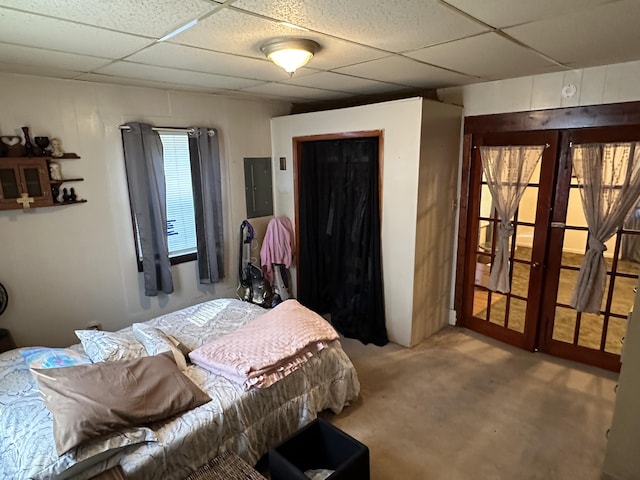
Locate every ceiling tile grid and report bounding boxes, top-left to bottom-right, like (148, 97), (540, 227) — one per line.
(504, 0), (640, 68)
(0, 42), (112, 72)
(334, 56), (478, 89)
(0, 0), (217, 37)
(95, 61), (266, 91)
(240, 81), (355, 101)
(405, 32), (561, 80)
(231, 0), (489, 52)
(0, 8), (152, 59)
(169, 7), (389, 70)
(283, 71), (406, 95)
(443, 0), (616, 29)
(127, 42), (293, 82)
(0, 0), (639, 104)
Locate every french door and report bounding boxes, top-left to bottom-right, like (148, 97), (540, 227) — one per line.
(461, 130), (559, 351)
(539, 126), (640, 370)
(459, 121), (640, 371)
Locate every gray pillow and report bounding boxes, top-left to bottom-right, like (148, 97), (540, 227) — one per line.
(32, 353), (210, 455)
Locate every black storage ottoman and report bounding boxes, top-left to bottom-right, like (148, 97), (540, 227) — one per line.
(269, 418), (369, 480)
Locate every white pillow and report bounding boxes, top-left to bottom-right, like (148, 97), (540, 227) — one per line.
(75, 330), (146, 363)
(132, 323), (188, 371)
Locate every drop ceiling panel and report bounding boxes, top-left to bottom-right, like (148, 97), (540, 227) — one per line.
(240, 82), (354, 101)
(284, 71), (403, 95)
(444, 0), (615, 29)
(0, 0), (216, 37)
(170, 8), (387, 70)
(0, 62), (81, 79)
(231, 0), (488, 52)
(0, 0), (640, 104)
(504, 0), (640, 68)
(128, 43), (292, 82)
(0, 43), (111, 72)
(0, 9), (151, 58)
(335, 56), (476, 89)
(405, 33), (561, 79)
(95, 61), (265, 90)
(76, 73), (226, 93)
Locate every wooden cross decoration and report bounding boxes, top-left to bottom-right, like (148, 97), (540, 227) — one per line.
(16, 193), (34, 209)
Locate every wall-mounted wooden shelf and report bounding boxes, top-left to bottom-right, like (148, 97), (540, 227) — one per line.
(0, 153), (87, 211)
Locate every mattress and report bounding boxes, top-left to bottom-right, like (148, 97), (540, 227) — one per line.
(0, 298), (360, 480)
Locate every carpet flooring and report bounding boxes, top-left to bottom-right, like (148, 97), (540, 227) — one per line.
(326, 328), (617, 480)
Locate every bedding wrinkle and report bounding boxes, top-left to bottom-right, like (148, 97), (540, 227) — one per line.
(0, 298), (359, 480)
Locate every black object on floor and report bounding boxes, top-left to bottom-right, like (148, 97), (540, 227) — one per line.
(269, 418), (369, 480)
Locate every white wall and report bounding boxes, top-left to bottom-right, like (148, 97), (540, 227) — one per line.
(0, 73), (289, 347)
(270, 98), (424, 347)
(411, 100), (462, 343)
(439, 60), (640, 116)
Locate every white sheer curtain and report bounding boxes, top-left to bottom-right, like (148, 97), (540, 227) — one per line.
(479, 145), (545, 293)
(570, 142), (640, 312)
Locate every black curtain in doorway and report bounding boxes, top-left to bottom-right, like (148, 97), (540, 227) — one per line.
(298, 137), (388, 346)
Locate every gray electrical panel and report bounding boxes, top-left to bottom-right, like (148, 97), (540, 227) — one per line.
(244, 157), (273, 218)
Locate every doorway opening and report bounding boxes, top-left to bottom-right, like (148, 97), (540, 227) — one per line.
(293, 131), (388, 346)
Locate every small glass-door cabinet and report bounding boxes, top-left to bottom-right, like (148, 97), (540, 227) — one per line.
(0, 158), (53, 210)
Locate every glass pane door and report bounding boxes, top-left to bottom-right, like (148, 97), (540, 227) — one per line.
(541, 128), (640, 371)
(0, 168), (19, 199)
(463, 130), (559, 350)
(22, 167), (43, 197)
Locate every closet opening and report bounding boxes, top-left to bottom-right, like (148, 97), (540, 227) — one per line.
(293, 131), (388, 346)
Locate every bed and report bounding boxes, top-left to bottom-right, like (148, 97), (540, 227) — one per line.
(0, 298), (360, 480)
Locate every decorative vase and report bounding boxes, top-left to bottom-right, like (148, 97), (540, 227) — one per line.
(21, 127), (34, 157)
(34, 136), (50, 157)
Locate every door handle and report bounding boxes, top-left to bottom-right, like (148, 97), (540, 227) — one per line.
(532, 261), (541, 268)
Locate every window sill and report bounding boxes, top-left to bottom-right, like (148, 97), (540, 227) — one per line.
(136, 253), (197, 272)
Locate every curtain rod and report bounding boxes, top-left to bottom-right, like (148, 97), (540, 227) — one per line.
(118, 125), (215, 135)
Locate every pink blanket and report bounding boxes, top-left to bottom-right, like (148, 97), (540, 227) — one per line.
(260, 216), (294, 283)
(189, 300), (339, 390)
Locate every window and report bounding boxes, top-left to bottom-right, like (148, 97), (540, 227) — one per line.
(131, 131), (197, 269)
(123, 123), (224, 293)
(160, 133), (197, 259)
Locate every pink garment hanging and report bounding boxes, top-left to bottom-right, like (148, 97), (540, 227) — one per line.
(260, 216), (294, 284)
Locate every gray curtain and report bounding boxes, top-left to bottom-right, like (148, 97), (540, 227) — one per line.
(479, 145), (545, 293)
(188, 127), (224, 284)
(122, 122), (173, 296)
(570, 142), (640, 312)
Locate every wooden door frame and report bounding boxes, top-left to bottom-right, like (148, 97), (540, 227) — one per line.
(461, 130), (560, 351)
(455, 101), (640, 364)
(292, 130), (384, 297)
(538, 125), (640, 371)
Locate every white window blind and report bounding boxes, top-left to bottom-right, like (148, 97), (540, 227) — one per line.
(159, 132), (197, 257)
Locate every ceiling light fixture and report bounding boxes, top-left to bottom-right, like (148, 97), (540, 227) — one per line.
(260, 38), (320, 75)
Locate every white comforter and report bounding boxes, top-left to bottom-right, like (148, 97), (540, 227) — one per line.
(0, 298), (360, 480)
